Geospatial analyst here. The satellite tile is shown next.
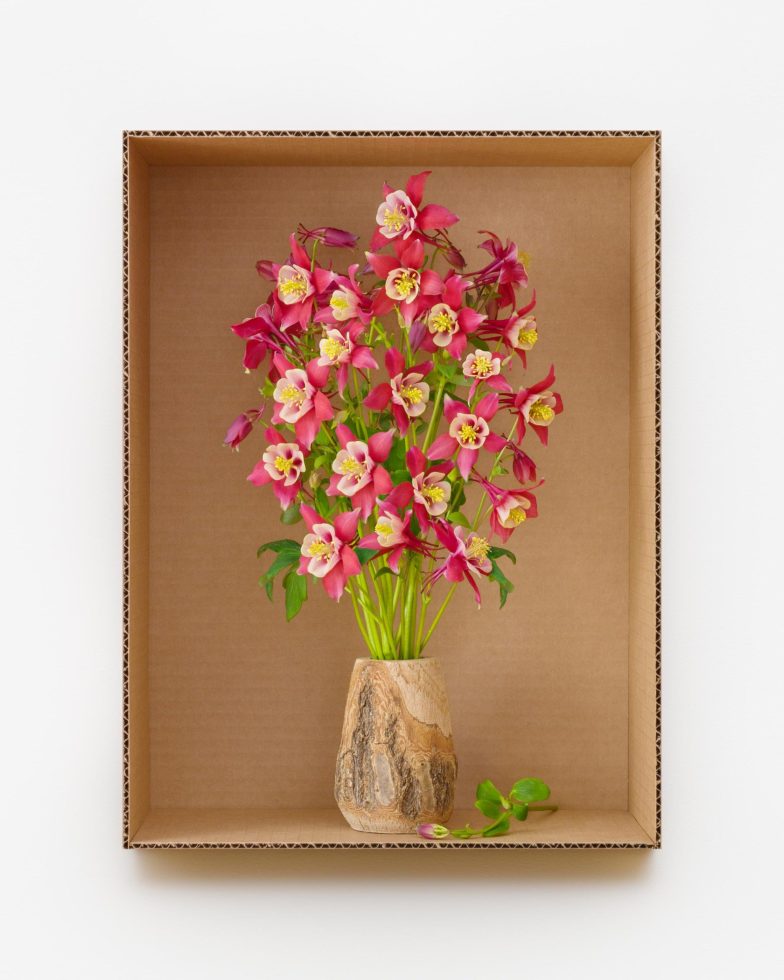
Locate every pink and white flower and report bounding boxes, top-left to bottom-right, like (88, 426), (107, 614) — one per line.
(327, 425), (394, 518)
(370, 171), (459, 250)
(462, 348), (510, 400)
(384, 447), (454, 531)
(385, 267), (421, 304)
(271, 354), (334, 450)
(376, 189), (418, 241)
(364, 348), (433, 436)
(474, 476), (542, 543)
(498, 365), (563, 446)
(416, 272), (485, 359)
(358, 501), (435, 573)
(247, 429), (306, 509)
(425, 522), (493, 606)
(298, 505), (362, 601)
(316, 323), (378, 396)
(427, 394), (506, 479)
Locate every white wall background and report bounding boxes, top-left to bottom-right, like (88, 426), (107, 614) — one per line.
(1, 0), (782, 976)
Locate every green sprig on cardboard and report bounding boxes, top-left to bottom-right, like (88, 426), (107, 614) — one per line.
(417, 777), (557, 840)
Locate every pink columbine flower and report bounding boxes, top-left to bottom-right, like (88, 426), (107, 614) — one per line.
(230, 303), (294, 372)
(257, 234), (336, 331)
(469, 230), (529, 311)
(298, 506), (362, 601)
(389, 446), (453, 529)
(417, 823), (449, 840)
(277, 263), (314, 306)
(271, 354), (334, 450)
(224, 407), (262, 449)
(461, 349), (510, 400)
(327, 426), (394, 518)
(416, 271), (485, 359)
(316, 324), (378, 396)
(246, 428), (306, 509)
(474, 475), (542, 543)
(364, 348), (433, 436)
(358, 500), (435, 573)
(427, 394), (506, 479)
(367, 237), (427, 326)
(499, 365), (563, 446)
(297, 223), (358, 249)
(506, 442), (538, 484)
(385, 267), (421, 304)
(425, 522), (493, 607)
(370, 171), (459, 250)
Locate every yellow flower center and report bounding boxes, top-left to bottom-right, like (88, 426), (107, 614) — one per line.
(375, 520), (393, 537)
(400, 384), (423, 406)
(340, 457), (366, 479)
(472, 352), (493, 377)
(383, 207), (407, 232)
(322, 337), (349, 361)
(394, 270), (417, 297)
(422, 485), (445, 504)
(459, 423), (479, 444)
(529, 400), (555, 423)
(467, 536), (490, 560)
(279, 273), (308, 300)
(508, 506), (527, 525)
(308, 540), (333, 559)
(431, 311), (455, 333)
(518, 328), (538, 347)
(330, 294), (350, 312)
(280, 384), (305, 406)
(274, 456), (294, 474)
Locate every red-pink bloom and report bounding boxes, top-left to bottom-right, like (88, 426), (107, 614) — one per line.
(469, 231), (529, 311)
(271, 354), (334, 450)
(367, 237), (427, 326)
(298, 505), (361, 601)
(246, 428), (306, 509)
(224, 407), (262, 449)
(427, 393), (506, 479)
(476, 292), (538, 367)
(327, 425), (394, 518)
(416, 271), (485, 359)
(425, 522), (493, 606)
(475, 475), (541, 543)
(257, 234), (336, 331)
(385, 447), (453, 531)
(364, 348), (433, 436)
(506, 442), (538, 484)
(314, 264), (373, 329)
(297, 223), (358, 249)
(371, 171), (459, 250)
(462, 348), (511, 400)
(499, 365), (563, 446)
(358, 501), (434, 573)
(230, 303), (295, 372)
(316, 321), (378, 396)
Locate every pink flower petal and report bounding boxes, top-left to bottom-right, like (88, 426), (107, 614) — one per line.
(418, 204), (459, 230)
(368, 429), (394, 463)
(405, 170), (431, 207)
(427, 434), (457, 461)
(300, 504), (319, 531)
(385, 347), (406, 377)
(456, 446), (477, 479)
(334, 509), (361, 543)
(364, 383), (392, 411)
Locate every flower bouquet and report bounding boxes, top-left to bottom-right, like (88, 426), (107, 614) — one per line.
(225, 170), (563, 832)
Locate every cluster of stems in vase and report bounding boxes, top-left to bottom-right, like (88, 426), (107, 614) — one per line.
(225, 171), (563, 660)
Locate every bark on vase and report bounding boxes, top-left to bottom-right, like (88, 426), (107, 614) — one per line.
(335, 658), (457, 834)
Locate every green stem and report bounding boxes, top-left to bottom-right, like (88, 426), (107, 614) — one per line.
(420, 582), (458, 652)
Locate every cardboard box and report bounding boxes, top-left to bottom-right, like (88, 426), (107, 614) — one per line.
(124, 131), (661, 848)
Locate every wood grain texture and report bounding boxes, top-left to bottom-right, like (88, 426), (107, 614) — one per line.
(335, 659), (457, 833)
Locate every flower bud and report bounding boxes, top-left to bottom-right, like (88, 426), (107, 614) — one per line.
(417, 823), (449, 840)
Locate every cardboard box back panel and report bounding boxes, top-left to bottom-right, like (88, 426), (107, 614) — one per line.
(124, 132), (660, 848)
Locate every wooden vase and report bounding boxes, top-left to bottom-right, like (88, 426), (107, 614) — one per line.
(335, 658), (457, 834)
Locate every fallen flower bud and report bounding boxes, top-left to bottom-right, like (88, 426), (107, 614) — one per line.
(416, 823), (450, 840)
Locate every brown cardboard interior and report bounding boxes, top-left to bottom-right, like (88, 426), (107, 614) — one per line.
(125, 133), (660, 848)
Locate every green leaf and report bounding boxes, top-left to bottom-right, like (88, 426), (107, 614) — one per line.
(476, 779), (503, 804)
(512, 802), (529, 821)
(314, 486), (331, 514)
(280, 504), (302, 525)
(446, 510), (470, 528)
(475, 798), (501, 819)
(374, 566), (396, 580)
(390, 469), (410, 486)
(510, 778), (551, 804)
(481, 813), (511, 838)
(312, 454), (329, 471)
(386, 438), (407, 473)
(257, 539), (300, 558)
(488, 545), (517, 565)
(283, 568), (307, 621)
(262, 551), (300, 584)
(488, 560), (514, 608)
(262, 576), (274, 601)
(355, 548), (377, 566)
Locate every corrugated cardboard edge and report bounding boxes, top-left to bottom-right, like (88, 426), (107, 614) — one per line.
(122, 130), (661, 850)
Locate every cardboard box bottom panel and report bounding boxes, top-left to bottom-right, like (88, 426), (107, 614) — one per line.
(124, 132), (660, 849)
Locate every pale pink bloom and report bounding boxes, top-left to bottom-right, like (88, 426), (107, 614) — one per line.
(458, 527), (493, 575)
(507, 315), (538, 351)
(318, 328), (353, 367)
(332, 440), (374, 497)
(426, 303), (459, 347)
(272, 368), (314, 424)
(390, 371), (429, 419)
(412, 471), (451, 517)
(329, 288), (361, 322)
(448, 412), (490, 451)
(521, 390), (559, 426)
(463, 349), (502, 381)
(385, 267), (421, 304)
(372, 512), (406, 549)
(261, 443), (305, 486)
(376, 189), (418, 240)
(277, 264), (314, 306)
(496, 494), (533, 529)
(301, 523), (342, 578)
